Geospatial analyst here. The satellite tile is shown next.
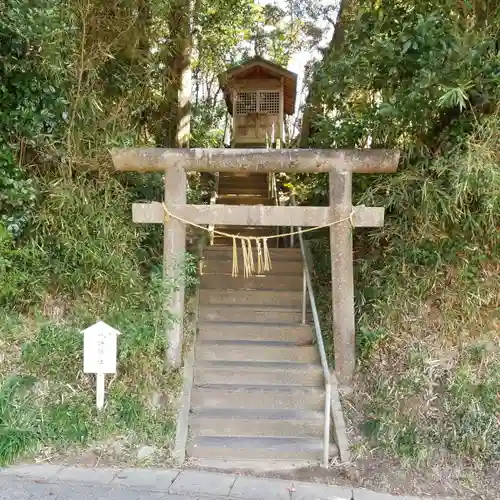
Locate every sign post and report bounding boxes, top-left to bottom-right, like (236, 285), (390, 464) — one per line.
(83, 321), (121, 410)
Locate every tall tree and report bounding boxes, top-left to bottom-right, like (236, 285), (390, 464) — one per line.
(299, 0), (349, 147)
(156, 0), (197, 147)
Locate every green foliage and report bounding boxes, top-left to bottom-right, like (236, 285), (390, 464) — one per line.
(300, 0), (500, 468)
(0, 224), (48, 307)
(0, 147), (37, 235)
(32, 176), (143, 298)
(0, 257), (195, 464)
(311, 1), (500, 150)
(302, 0), (500, 347)
(191, 102), (227, 147)
(355, 114), (500, 331)
(0, 375), (40, 465)
(43, 396), (94, 445)
(0, 0), (323, 467)
(356, 326), (386, 361)
(0, 168), (198, 465)
(195, 0), (256, 75)
(0, 0), (67, 232)
(22, 324), (82, 380)
(1, 176), (145, 309)
(362, 341), (500, 464)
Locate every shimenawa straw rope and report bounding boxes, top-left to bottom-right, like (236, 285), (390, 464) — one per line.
(162, 202), (355, 278)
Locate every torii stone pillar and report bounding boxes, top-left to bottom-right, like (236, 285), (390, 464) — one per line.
(111, 148), (399, 383)
(330, 169), (355, 385)
(164, 164), (187, 367)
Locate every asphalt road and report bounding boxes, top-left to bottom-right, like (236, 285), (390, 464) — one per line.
(0, 464), (436, 500)
(0, 476), (209, 500)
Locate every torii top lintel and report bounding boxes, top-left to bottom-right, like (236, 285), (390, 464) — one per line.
(111, 148), (400, 174)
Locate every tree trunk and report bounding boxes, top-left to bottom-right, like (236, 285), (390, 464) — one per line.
(156, 0), (196, 147)
(137, 0), (152, 62)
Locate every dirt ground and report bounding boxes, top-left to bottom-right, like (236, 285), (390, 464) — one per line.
(194, 457), (499, 500)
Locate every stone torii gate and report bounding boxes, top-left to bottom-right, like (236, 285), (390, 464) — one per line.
(111, 147), (399, 386)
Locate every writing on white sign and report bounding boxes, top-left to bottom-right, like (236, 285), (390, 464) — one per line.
(82, 321), (122, 410)
(83, 321), (121, 374)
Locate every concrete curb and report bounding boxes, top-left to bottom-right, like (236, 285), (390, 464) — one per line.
(0, 465), (448, 500)
(173, 238), (203, 466)
(330, 370), (351, 463)
(173, 343), (195, 465)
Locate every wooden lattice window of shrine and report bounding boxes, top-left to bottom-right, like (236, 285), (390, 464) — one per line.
(233, 90), (281, 143)
(258, 91), (280, 114)
(235, 91), (257, 115)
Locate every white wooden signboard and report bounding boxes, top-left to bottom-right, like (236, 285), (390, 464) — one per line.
(83, 321), (121, 409)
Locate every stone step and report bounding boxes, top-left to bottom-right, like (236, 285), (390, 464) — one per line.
(218, 175), (267, 180)
(194, 362), (323, 386)
(203, 246), (301, 260)
(218, 179), (269, 187)
(219, 175), (268, 181)
(216, 196), (274, 206)
(195, 342), (319, 363)
(217, 186), (269, 194)
(217, 187), (269, 195)
(199, 289), (303, 307)
(201, 258), (302, 276)
(212, 234), (278, 245)
(186, 458), (318, 471)
(214, 225), (277, 233)
(200, 274), (302, 290)
(186, 436), (328, 461)
(191, 385), (324, 411)
(211, 237), (282, 248)
(189, 414), (324, 438)
(198, 305), (302, 324)
(218, 173), (268, 180)
(197, 322), (312, 342)
(218, 187), (269, 195)
(217, 184), (267, 190)
(213, 226), (277, 238)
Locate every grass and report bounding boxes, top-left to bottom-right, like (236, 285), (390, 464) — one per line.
(0, 174), (201, 466)
(307, 113), (500, 469)
(0, 274), (197, 465)
(359, 339), (500, 465)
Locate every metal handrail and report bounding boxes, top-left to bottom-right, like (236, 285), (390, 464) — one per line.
(272, 174), (278, 204)
(271, 141), (280, 245)
(208, 173), (219, 245)
(291, 194), (332, 468)
(270, 172), (280, 245)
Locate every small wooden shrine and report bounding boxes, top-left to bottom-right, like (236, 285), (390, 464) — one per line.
(218, 56), (298, 147)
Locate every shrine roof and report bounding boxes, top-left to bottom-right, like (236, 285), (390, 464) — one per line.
(218, 56), (298, 115)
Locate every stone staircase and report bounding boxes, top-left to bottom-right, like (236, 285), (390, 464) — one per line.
(211, 172), (277, 246)
(185, 172), (335, 469)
